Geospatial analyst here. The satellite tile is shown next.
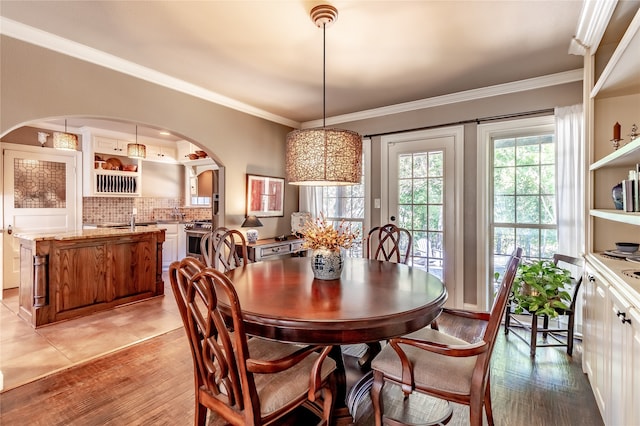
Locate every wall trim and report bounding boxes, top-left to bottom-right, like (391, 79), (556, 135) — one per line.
(1, 17), (582, 131)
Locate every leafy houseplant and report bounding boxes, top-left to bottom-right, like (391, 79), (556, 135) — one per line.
(511, 259), (572, 318)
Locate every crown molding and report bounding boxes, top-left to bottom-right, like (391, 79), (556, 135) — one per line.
(0, 17), (300, 129)
(302, 69), (584, 129)
(568, 0), (617, 55)
(2, 17), (583, 131)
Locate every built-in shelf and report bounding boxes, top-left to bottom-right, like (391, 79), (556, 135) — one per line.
(590, 209), (640, 225)
(590, 137), (640, 170)
(591, 9), (640, 98)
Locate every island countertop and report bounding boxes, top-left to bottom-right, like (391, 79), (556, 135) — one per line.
(15, 225), (164, 242)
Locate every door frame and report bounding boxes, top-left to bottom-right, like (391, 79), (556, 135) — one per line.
(380, 126), (464, 308)
(1, 142), (83, 296)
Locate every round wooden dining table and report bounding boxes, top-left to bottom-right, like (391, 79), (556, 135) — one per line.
(223, 256), (448, 346)
(223, 256), (447, 421)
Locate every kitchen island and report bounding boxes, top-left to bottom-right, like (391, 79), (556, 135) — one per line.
(16, 226), (165, 328)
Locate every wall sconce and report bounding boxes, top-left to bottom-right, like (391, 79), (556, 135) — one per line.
(37, 132), (50, 147)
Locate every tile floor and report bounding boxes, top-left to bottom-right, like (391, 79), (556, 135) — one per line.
(0, 273), (182, 392)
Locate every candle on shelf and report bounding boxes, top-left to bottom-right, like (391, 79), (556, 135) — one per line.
(614, 122), (621, 140)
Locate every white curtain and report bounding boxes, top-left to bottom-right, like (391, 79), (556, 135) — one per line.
(298, 186), (323, 218)
(555, 104), (585, 259)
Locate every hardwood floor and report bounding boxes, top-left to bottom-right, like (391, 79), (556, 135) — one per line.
(0, 276), (183, 391)
(0, 320), (603, 425)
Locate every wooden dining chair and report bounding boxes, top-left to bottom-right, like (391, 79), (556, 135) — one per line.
(214, 229), (252, 271)
(169, 257), (337, 426)
(200, 226), (229, 267)
(370, 247), (522, 426)
(359, 224), (413, 368)
(364, 224), (412, 265)
(504, 253), (584, 356)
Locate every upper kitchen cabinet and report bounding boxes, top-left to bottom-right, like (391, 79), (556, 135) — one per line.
(82, 134), (142, 197)
(145, 144), (177, 163)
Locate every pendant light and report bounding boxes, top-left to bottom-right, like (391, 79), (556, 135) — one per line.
(52, 120), (79, 151)
(127, 125), (146, 159)
(285, 4), (362, 186)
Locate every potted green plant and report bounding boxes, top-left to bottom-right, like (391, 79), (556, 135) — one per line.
(511, 259), (572, 317)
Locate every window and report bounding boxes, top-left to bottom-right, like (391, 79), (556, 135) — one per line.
(491, 126), (557, 285)
(321, 168), (366, 258)
(297, 140), (370, 258)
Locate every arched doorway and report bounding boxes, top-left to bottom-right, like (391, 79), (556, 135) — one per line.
(0, 117), (225, 293)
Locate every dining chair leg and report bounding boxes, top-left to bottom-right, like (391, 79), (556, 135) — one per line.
(484, 376), (494, 426)
(530, 315), (538, 357)
(195, 400), (207, 426)
(567, 313), (575, 356)
(504, 301), (511, 335)
(542, 314), (550, 339)
(469, 394), (484, 426)
(371, 370), (385, 426)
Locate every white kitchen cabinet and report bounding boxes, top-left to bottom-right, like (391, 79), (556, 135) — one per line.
(584, 259), (640, 426)
(82, 135), (142, 197)
(93, 136), (128, 155)
(630, 307), (640, 424)
(177, 223), (186, 260)
(607, 286), (637, 426)
(157, 223), (178, 271)
(156, 223), (187, 270)
(145, 144), (177, 163)
(583, 264), (609, 414)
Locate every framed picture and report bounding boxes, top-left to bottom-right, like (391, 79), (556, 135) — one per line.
(246, 174), (285, 217)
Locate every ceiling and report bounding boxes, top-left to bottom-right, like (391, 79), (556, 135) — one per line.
(1, 0), (589, 133)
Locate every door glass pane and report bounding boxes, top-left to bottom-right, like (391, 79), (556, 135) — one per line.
(14, 159), (66, 208)
(398, 150), (445, 280)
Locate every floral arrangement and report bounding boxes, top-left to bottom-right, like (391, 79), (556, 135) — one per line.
(299, 213), (359, 252)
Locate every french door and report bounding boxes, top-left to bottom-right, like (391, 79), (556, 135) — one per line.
(383, 127), (464, 307)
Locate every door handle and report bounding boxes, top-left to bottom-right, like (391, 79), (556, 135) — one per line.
(7, 225), (12, 235)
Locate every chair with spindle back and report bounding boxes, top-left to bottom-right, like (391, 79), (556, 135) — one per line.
(214, 229), (252, 272)
(169, 257), (337, 426)
(359, 224), (413, 368)
(504, 253), (584, 356)
(200, 226), (229, 267)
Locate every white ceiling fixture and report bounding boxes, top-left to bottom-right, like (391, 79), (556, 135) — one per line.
(286, 5), (362, 186)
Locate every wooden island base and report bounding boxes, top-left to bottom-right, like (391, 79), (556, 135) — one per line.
(16, 226), (165, 328)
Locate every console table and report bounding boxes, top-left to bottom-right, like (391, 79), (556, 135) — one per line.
(246, 237), (305, 262)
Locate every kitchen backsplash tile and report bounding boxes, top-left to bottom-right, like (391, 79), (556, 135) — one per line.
(83, 197), (212, 224)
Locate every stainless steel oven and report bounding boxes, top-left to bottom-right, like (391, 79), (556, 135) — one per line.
(185, 221), (214, 260)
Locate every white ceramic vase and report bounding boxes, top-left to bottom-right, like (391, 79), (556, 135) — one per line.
(310, 248), (343, 280)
